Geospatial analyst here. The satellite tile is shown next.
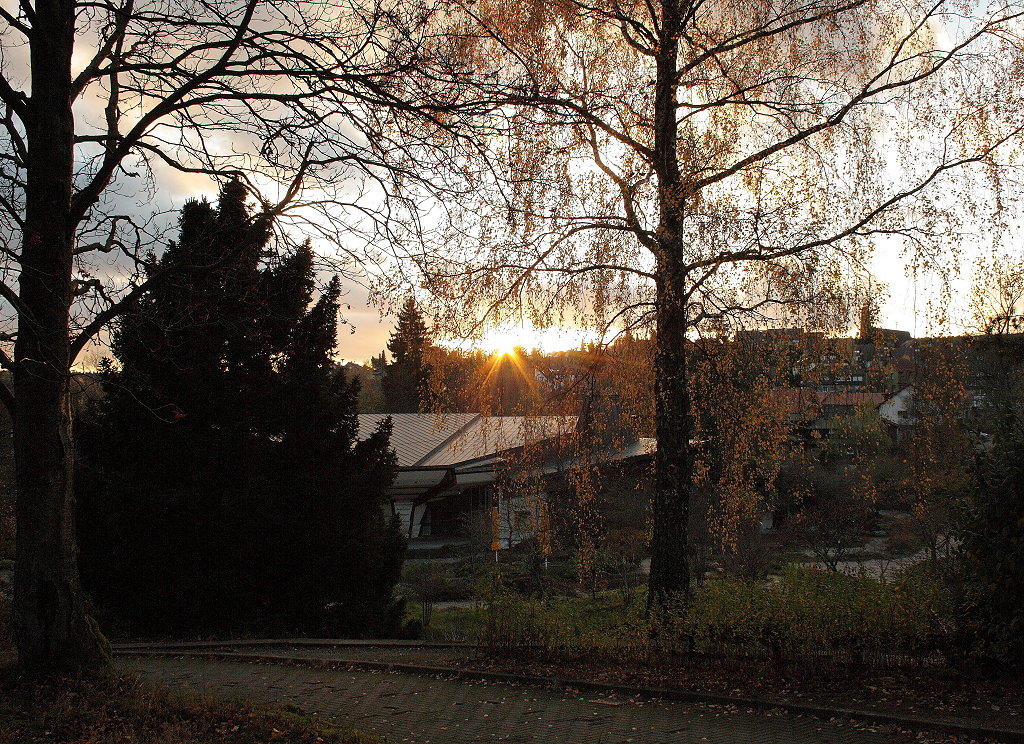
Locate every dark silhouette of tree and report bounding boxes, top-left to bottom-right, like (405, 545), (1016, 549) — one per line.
(76, 182), (404, 638)
(960, 422), (1024, 673)
(959, 304), (1024, 673)
(0, 0), (487, 671)
(381, 298), (434, 412)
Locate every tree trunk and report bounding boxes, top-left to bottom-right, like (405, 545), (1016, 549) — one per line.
(13, 0), (103, 673)
(648, 260), (692, 608)
(647, 0), (692, 611)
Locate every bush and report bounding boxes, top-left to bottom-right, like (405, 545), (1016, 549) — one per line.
(400, 562), (462, 628)
(474, 575), (650, 659)
(684, 566), (952, 665)
(473, 565), (954, 668)
(959, 430), (1024, 673)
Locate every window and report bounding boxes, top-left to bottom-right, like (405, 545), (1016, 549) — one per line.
(462, 485), (491, 511)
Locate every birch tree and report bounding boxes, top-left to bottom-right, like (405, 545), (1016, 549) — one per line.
(402, 0), (1024, 609)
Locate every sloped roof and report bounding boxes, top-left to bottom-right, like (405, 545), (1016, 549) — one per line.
(357, 413), (577, 468)
(420, 416), (577, 467)
(771, 389), (887, 416)
(357, 413), (478, 467)
(610, 437), (657, 461)
(540, 436), (657, 476)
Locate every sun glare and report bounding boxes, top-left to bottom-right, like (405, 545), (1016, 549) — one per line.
(480, 326), (522, 356)
(475, 323), (600, 356)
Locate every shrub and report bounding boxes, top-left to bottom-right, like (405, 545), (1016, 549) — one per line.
(683, 566), (952, 665)
(474, 575), (651, 659)
(473, 565), (954, 669)
(401, 562), (464, 628)
(959, 430), (1024, 673)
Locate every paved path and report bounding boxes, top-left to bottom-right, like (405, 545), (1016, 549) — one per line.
(121, 656), (928, 744)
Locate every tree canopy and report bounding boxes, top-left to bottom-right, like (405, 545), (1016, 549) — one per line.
(393, 0), (1024, 608)
(76, 181), (405, 638)
(0, 0), (486, 671)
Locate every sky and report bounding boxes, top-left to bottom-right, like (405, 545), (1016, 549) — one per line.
(50, 1), (1023, 371)
(326, 257), (971, 366)
(337, 264), (973, 364)
(309, 224), (1000, 365)
(68, 172), (988, 372)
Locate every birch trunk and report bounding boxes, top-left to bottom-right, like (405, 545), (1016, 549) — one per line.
(647, 0), (692, 608)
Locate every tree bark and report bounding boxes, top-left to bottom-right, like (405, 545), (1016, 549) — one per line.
(13, 0), (103, 673)
(648, 259), (691, 608)
(647, 0), (692, 610)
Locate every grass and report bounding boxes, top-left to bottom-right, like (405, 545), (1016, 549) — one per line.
(410, 582), (643, 644)
(413, 602), (479, 642)
(0, 669), (380, 744)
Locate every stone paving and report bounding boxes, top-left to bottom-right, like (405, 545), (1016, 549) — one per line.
(121, 656), (930, 744)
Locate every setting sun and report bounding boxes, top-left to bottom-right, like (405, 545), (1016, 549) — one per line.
(479, 325), (522, 356)
(472, 323), (600, 356)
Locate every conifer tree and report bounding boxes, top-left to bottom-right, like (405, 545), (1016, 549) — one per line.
(76, 181), (404, 637)
(380, 298), (434, 412)
(961, 425), (1024, 673)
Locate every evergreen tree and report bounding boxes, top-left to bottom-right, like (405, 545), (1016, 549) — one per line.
(380, 298), (434, 412)
(960, 431), (1024, 674)
(77, 180), (405, 637)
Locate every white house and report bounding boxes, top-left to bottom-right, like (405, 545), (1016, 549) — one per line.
(878, 385), (916, 441)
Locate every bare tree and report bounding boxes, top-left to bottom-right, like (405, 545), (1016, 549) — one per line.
(972, 253), (1024, 335)
(0, 0), (484, 672)
(396, 0), (1024, 610)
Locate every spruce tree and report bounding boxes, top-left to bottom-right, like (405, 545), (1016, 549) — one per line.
(77, 180), (404, 637)
(960, 433), (1024, 673)
(380, 297), (434, 412)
